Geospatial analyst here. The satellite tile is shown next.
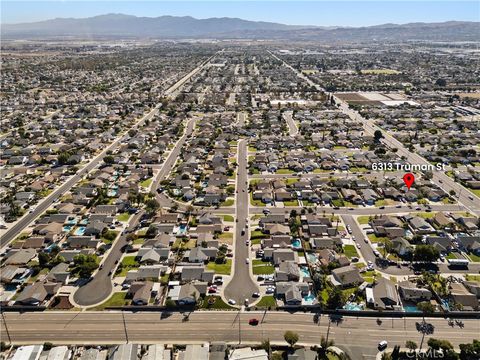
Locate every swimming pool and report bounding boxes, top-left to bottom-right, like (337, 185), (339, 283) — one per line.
(73, 226), (86, 236)
(107, 189), (118, 197)
(63, 225), (73, 232)
(300, 267), (311, 278)
(65, 217), (78, 225)
(403, 305), (421, 313)
(291, 239), (301, 248)
(176, 224), (188, 235)
(307, 253), (317, 263)
(343, 302), (363, 311)
(79, 218), (89, 225)
(303, 293), (316, 305)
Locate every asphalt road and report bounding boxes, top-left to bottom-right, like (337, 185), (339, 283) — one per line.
(223, 139), (259, 305)
(2, 311), (478, 359)
(284, 110), (299, 136)
(0, 106), (160, 249)
(73, 210), (144, 306)
(152, 118), (196, 192)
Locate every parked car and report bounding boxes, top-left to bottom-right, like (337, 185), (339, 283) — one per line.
(228, 299), (236, 305)
(248, 318), (259, 326)
(378, 340), (388, 351)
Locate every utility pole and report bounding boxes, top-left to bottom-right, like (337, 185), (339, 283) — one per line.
(238, 308), (242, 344)
(122, 311), (129, 344)
(1, 311), (12, 345)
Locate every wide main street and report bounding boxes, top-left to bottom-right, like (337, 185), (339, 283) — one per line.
(2, 311), (479, 359)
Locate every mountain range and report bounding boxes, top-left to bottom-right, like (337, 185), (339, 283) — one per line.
(2, 14), (479, 42)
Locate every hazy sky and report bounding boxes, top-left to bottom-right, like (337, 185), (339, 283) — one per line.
(2, 1), (479, 26)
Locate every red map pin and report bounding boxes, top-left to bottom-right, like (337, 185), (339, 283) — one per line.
(403, 173), (415, 190)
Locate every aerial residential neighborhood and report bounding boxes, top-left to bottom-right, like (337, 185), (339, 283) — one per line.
(0, 2), (479, 360)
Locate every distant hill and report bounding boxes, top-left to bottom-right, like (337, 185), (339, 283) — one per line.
(2, 14), (479, 42)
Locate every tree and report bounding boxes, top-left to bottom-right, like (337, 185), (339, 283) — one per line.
(284, 331), (299, 348)
(435, 78), (447, 87)
(414, 245), (439, 262)
(428, 338), (453, 351)
(73, 254), (99, 278)
(104, 155), (114, 164)
(327, 286), (346, 309)
(459, 339), (480, 360)
(145, 198), (160, 213)
(374, 130), (383, 143)
(406, 340), (418, 351)
(417, 301), (435, 317)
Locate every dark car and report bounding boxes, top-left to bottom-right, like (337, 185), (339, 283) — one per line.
(248, 318), (259, 326)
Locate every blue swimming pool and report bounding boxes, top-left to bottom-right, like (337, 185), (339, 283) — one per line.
(107, 189), (118, 197)
(63, 225), (73, 232)
(300, 267), (311, 278)
(303, 293), (316, 305)
(404, 305), (421, 313)
(177, 224), (188, 235)
(307, 253), (317, 263)
(79, 219), (89, 225)
(65, 217), (78, 225)
(74, 226), (86, 236)
(292, 239), (301, 248)
(343, 302), (363, 311)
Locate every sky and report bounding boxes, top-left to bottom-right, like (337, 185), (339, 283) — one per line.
(2, 1), (479, 26)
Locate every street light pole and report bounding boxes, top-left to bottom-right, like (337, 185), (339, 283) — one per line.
(1, 311), (12, 345)
(238, 308), (242, 344)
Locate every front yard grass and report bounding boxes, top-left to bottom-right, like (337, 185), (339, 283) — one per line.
(251, 230), (268, 240)
(250, 193), (266, 207)
(201, 296), (234, 310)
(357, 216), (371, 225)
(252, 259), (274, 275)
(255, 296), (277, 308)
(222, 215), (234, 222)
(220, 199), (235, 207)
(116, 212), (131, 222)
(139, 178), (153, 188)
(276, 168), (294, 174)
(90, 292), (129, 310)
(283, 200), (298, 207)
(206, 259), (232, 275)
(368, 234), (388, 243)
(343, 245), (359, 259)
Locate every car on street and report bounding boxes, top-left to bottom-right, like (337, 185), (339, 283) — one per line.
(356, 243), (361, 249)
(378, 340), (388, 351)
(252, 292), (260, 298)
(228, 299), (236, 305)
(248, 318), (259, 326)
(245, 258), (249, 264)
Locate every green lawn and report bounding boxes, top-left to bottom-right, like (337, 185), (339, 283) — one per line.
(116, 212), (131, 222)
(285, 178), (300, 185)
(357, 216), (370, 225)
(201, 296), (235, 310)
(276, 168), (294, 174)
(121, 256), (139, 267)
(218, 232), (233, 240)
(446, 253), (458, 260)
(250, 193), (266, 207)
(255, 296), (277, 308)
(343, 245), (359, 259)
(465, 274), (480, 282)
(223, 215), (234, 222)
(413, 212), (436, 219)
(221, 199), (235, 207)
(368, 234), (388, 243)
(140, 178), (153, 188)
(251, 230), (268, 240)
(467, 253), (480, 262)
(206, 259), (232, 275)
(469, 189), (480, 197)
(90, 292), (129, 310)
(252, 259), (274, 275)
(283, 200), (298, 207)
(253, 265), (275, 275)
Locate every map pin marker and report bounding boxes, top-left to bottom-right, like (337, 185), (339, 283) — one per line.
(403, 173), (415, 190)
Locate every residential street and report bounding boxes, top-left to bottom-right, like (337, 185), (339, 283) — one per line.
(223, 139), (259, 305)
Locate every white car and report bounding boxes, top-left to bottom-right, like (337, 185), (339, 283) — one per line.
(245, 258), (250, 264)
(228, 299), (236, 305)
(356, 243), (361, 249)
